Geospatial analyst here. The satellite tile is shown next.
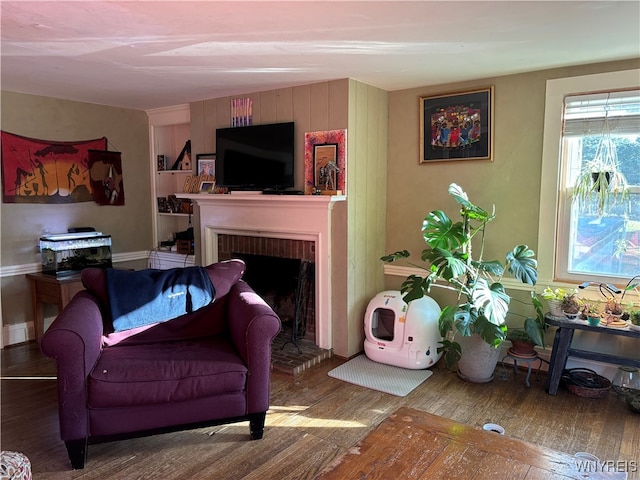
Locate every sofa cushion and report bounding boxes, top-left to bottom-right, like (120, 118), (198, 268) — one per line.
(88, 337), (248, 408)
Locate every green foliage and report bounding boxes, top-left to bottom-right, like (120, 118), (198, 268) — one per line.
(523, 293), (546, 347)
(381, 183), (538, 369)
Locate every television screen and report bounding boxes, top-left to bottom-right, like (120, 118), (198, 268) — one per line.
(215, 122), (295, 191)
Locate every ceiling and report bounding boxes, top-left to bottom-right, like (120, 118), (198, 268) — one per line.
(1, 1), (639, 111)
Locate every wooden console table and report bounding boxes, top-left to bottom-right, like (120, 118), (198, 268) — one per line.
(26, 272), (84, 342)
(545, 315), (640, 395)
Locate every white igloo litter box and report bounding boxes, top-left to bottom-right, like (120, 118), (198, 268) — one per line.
(364, 290), (442, 369)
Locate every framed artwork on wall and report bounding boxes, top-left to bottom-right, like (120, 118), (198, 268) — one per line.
(304, 129), (347, 195)
(419, 86), (494, 163)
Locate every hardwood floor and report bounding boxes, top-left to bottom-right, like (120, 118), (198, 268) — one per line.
(2, 342), (639, 479)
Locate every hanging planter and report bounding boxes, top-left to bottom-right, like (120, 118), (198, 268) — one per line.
(572, 97), (630, 216)
(590, 171), (612, 191)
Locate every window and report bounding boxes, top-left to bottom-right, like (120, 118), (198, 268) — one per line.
(558, 90), (640, 280)
(539, 70), (640, 289)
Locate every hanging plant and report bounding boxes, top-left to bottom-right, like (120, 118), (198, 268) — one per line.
(572, 101), (630, 216)
(573, 153), (630, 216)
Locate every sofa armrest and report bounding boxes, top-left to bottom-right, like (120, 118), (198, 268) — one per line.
(40, 291), (104, 441)
(226, 281), (281, 414)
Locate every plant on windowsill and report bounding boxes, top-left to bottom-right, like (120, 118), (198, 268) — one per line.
(381, 183), (538, 383)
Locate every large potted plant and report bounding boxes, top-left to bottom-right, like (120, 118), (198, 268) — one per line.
(382, 183), (538, 382)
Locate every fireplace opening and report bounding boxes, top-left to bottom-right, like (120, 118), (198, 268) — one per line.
(233, 252), (315, 345)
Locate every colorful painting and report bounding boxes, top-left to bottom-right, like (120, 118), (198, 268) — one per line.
(420, 87), (493, 163)
(1, 131), (107, 203)
(304, 129), (347, 195)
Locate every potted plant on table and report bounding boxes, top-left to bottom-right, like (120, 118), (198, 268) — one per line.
(561, 291), (582, 319)
(583, 303), (603, 326)
(381, 183), (538, 383)
(541, 287), (577, 317)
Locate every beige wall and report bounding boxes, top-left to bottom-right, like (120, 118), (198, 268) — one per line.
(189, 79), (388, 357)
(7, 59), (632, 353)
(384, 59), (639, 360)
(0, 92), (152, 333)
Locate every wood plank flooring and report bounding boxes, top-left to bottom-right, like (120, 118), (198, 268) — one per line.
(2, 342), (639, 479)
(315, 407), (628, 480)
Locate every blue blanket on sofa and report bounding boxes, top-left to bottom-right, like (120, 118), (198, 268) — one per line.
(105, 267), (216, 332)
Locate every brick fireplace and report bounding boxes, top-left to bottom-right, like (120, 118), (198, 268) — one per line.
(217, 234), (316, 341)
(185, 194), (346, 351)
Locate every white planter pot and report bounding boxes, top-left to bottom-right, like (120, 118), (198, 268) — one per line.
(456, 333), (502, 383)
(547, 299), (563, 317)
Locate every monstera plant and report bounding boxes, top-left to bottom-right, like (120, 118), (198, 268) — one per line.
(382, 183), (538, 374)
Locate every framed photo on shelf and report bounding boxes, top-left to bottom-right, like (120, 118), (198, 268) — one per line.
(196, 153), (216, 177)
(199, 180), (215, 193)
(420, 86), (493, 163)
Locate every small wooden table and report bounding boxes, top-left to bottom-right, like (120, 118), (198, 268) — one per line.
(545, 314), (640, 395)
(314, 406), (627, 479)
(26, 272), (84, 342)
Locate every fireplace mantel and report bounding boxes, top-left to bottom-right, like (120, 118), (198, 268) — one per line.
(182, 193), (346, 350)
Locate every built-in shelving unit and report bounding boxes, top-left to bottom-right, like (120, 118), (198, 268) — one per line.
(147, 105), (194, 269)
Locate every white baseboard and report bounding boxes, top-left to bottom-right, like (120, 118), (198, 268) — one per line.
(3, 317), (56, 348)
(3, 322), (32, 347)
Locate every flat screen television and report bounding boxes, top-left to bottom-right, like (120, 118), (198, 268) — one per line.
(215, 122), (295, 191)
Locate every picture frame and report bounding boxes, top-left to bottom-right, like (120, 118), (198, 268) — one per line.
(313, 144), (339, 193)
(419, 86), (494, 163)
(196, 153), (216, 177)
(199, 180), (215, 193)
(304, 129), (347, 195)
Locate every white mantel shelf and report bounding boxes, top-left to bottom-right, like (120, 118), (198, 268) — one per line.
(181, 193), (346, 206)
(181, 192), (346, 351)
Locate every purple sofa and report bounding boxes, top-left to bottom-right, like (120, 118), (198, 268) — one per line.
(40, 260), (281, 469)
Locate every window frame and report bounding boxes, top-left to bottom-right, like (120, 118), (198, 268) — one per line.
(538, 69), (640, 293)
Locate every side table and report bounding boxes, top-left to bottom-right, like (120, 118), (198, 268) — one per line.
(26, 272), (84, 342)
(545, 314), (640, 395)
